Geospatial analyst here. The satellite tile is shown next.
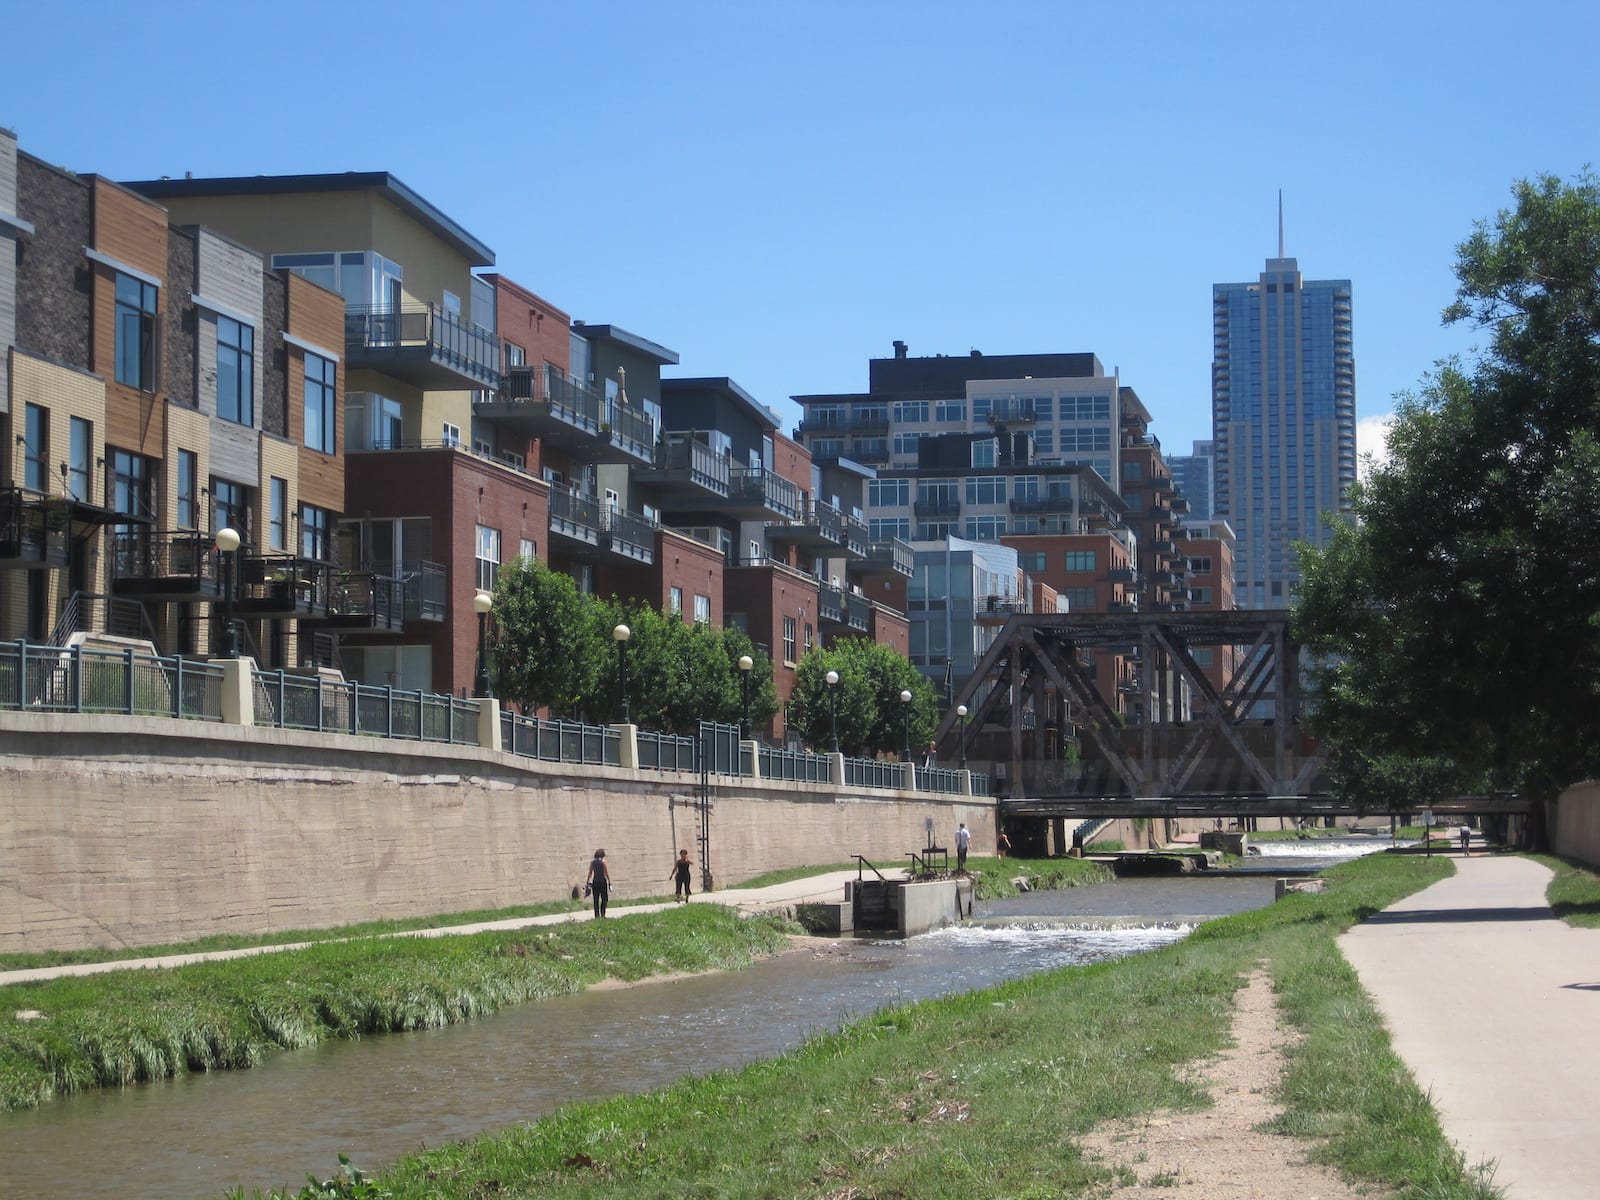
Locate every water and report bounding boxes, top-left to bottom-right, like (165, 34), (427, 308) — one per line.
(0, 847), (1381, 1199)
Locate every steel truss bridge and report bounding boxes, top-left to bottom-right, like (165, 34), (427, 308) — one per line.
(933, 611), (1530, 823)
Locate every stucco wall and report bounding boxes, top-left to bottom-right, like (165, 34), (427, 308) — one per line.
(1553, 780), (1600, 869)
(0, 713), (993, 953)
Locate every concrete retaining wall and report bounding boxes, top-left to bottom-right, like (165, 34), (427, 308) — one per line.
(0, 713), (995, 954)
(1553, 780), (1600, 869)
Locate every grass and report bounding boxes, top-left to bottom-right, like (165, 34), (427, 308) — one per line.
(726, 862), (861, 890)
(0, 904), (794, 1113)
(965, 855), (1113, 899)
(1533, 853), (1600, 928)
(241, 851), (1497, 1200)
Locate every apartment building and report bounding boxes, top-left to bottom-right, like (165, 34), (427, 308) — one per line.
(2, 133), (348, 667)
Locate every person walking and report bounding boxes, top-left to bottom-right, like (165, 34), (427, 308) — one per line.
(1458, 823), (1472, 856)
(955, 822), (971, 871)
(586, 848), (611, 918)
(669, 849), (693, 902)
(996, 829), (1011, 859)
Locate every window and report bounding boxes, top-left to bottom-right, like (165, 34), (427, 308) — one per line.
(300, 504), (332, 561)
(115, 273), (158, 391)
(868, 478), (910, 508)
(1018, 551), (1046, 572)
(269, 478), (288, 550)
(892, 432), (926, 456)
(442, 422), (461, 448)
(1063, 587), (1098, 610)
(669, 586), (684, 617)
(1188, 555), (1213, 573)
(210, 477), (248, 537)
(1122, 461), (1142, 481)
(965, 476), (1006, 505)
(804, 622), (814, 653)
(963, 515), (1006, 540)
(345, 392), (404, 450)
(1190, 648), (1214, 666)
(693, 594), (711, 625)
(22, 404), (47, 491)
(782, 615), (797, 663)
(852, 437), (888, 460)
(1124, 493), (1142, 513)
(893, 400), (929, 423)
(811, 438), (843, 458)
(1065, 550), (1097, 572)
(303, 351), (336, 453)
(176, 450), (197, 528)
(216, 316), (254, 425)
(475, 524), (500, 591)
(68, 418), (92, 501)
(870, 517), (910, 540)
(1191, 586), (1214, 605)
(970, 438), (998, 468)
(519, 538), (536, 561)
(934, 399), (966, 423)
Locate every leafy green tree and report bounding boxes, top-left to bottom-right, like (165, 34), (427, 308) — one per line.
(722, 625), (778, 735)
(787, 639), (939, 757)
(491, 558), (606, 718)
(1295, 171), (1600, 840)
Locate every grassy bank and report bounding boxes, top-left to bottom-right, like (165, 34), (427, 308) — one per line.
(0, 905), (792, 1113)
(967, 854), (1112, 899)
(1534, 853), (1600, 927)
(251, 852), (1491, 1200)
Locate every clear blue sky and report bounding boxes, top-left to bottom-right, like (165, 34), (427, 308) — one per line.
(5, 1), (1595, 461)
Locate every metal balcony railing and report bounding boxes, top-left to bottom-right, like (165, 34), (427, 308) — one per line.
(730, 467), (802, 520)
(344, 303), (500, 388)
(819, 584), (845, 624)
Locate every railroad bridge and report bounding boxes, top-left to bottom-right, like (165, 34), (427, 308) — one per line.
(932, 610), (1529, 834)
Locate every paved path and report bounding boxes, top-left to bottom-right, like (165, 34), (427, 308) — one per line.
(0, 869), (873, 988)
(1340, 849), (1600, 1200)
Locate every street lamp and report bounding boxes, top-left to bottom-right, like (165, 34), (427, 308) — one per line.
(900, 688), (913, 764)
(738, 654), (753, 738)
(215, 526), (240, 658)
(472, 589), (494, 698)
(613, 623), (631, 723)
(957, 703), (969, 770)
(825, 668), (840, 752)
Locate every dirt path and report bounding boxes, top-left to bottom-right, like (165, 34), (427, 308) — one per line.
(1076, 969), (1381, 1199)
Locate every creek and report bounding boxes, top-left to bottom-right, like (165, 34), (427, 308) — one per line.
(0, 841), (1385, 1199)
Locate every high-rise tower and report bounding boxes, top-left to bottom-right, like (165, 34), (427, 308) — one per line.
(1211, 252), (1354, 609)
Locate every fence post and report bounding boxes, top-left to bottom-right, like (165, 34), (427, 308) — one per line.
(14, 640), (25, 708)
(476, 696), (501, 751)
(123, 647), (135, 714)
(385, 685), (395, 738)
(172, 656), (183, 719)
(959, 769), (973, 796)
(219, 659), (253, 725)
(72, 643), (83, 712)
(612, 722), (639, 769)
(743, 739), (761, 779)
(829, 750), (845, 788)
(315, 675), (324, 733)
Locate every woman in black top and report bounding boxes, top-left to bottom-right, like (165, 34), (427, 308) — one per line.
(670, 849), (693, 902)
(586, 849), (611, 918)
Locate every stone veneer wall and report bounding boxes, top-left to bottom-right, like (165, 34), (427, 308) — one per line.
(0, 713), (993, 953)
(1553, 781), (1600, 870)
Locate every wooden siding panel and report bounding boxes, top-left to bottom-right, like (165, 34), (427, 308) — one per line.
(90, 178), (167, 281)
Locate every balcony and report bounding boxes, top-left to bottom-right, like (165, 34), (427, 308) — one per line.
(850, 537), (914, 579)
(235, 554), (332, 618)
(766, 498), (845, 551)
(548, 484), (602, 551)
(729, 468), (802, 522)
(1150, 476), (1174, 493)
(914, 496), (961, 518)
(1008, 494), (1074, 515)
(376, 559), (446, 624)
(110, 529), (224, 600)
(305, 568), (406, 632)
(635, 437), (732, 503)
(818, 583), (845, 626)
(1154, 538), (1177, 557)
(845, 591), (871, 633)
(1108, 599), (1139, 614)
(976, 594), (1030, 622)
(1105, 566), (1139, 584)
(1169, 495), (1191, 514)
(344, 303), (500, 390)
(985, 398), (1040, 425)
(602, 505), (656, 565)
(1, 488), (71, 570)
(480, 365), (655, 467)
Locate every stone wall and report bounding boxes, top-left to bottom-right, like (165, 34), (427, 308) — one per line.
(1553, 780), (1600, 869)
(0, 712), (994, 953)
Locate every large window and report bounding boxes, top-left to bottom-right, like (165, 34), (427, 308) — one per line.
(669, 586), (684, 617)
(892, 432), (926, 456)
(1064, 550), (1097, 572)
(693, 593), (711, 625)
(176, 450), (197, 528)
(934, 399), (966, 423)
(303, 352), (336, 453)
(965, 476), (1006, 506)
(217, 316), (255, 426)
(964, 515), (1006, 540)
(68, 418), (92, 501)
(300, 504), (332, 561)
(782, 615), (797, 664)
(115, 273), (158, 391)
(893, 400), (929, 423)
(475, 524), (500, 591)
(868, 477), (910, 508)
(269, 478), (288, 549)
(22, 404), (47, 491)
(870, 517), (910, 540)
(211, 477), (247, 537)
(1063, 586), (1098, 610)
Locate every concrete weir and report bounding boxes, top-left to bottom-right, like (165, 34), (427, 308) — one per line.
(796, 876), (974, 938)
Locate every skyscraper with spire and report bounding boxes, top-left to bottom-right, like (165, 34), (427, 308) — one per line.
(1210, 205), (1355, 609)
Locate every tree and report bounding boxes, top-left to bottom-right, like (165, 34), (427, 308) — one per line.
(722, 625), (779, 734)
(1295, 171), (1600, 838)
(491, 558), (606, 718)
(787, 639), (939, 757)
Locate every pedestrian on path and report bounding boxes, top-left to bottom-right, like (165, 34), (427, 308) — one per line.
(586, 849), (611, 918)
(955, 822), (971, 871)
(996, 830), (1011, 859)
(1459, 823), (1472, 855)
(669, 849), (693, 902)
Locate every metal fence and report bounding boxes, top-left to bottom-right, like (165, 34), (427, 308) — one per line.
(253, 670), (480, 744)
(757, 744), (833, 783)
(914, 765), (966, 795)
(501, 711), (621, 767)
(0, 640), (224, 721)
(844, 755), (908, 791)
(637, 727), (698, 771)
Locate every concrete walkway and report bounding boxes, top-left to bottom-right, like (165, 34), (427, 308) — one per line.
(1340, 848), (1600, 1200)
(0, 869), (874, 988)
